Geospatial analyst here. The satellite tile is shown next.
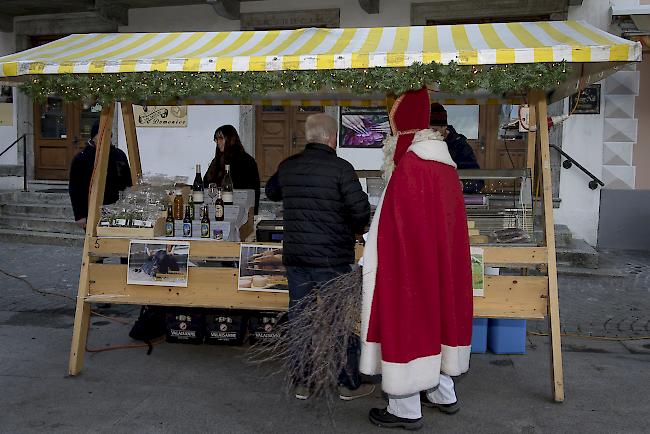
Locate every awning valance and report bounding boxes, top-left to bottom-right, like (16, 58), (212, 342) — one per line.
(0, 20), (641, 77)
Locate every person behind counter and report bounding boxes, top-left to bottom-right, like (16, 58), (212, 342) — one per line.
(203, 125), (260, 214)
(429, 103), (485, 194)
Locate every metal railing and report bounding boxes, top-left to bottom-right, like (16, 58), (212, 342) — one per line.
(0, 134), (27, 191)
(550, 144), (604, 190)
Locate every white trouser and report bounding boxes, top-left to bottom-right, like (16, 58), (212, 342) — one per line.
(387, 374), (456, 420)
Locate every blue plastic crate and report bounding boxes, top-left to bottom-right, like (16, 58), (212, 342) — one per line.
(487, 319), (527, 354)
(471, 318), (488, 353)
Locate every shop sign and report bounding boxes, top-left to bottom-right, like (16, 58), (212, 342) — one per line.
(134, 105), (188, 127)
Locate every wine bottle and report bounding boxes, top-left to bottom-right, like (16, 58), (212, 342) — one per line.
(183, 204), (192, 237)
(222, 164), (234, 205)
(200, 204), (210, 238)
(214, 188), (225, 221)
(192, 164), (204, 204)
(165, 204), (175, 237)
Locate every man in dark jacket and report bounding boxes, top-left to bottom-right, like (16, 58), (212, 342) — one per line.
(265, 113), (372, 401)
(430, 103), (484, 194)
(69, 121), (132, 229)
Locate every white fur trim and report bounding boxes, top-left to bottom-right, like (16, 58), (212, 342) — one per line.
(382, 354), (442, 396)
(408, 139), (457, 169)
(441, 345), (472, 376)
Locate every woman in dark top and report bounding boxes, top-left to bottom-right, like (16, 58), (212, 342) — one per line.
(203, 124), (260, 214)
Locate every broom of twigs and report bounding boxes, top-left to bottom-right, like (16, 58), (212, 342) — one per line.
(246, 266), (363, 403)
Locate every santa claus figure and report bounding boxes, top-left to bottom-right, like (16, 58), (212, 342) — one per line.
(360, 88), (473, 430)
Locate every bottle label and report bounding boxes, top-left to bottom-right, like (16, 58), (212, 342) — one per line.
(222, 192), (233, 203)
(215, 205), (224, 219)
(183, 222), (192, 237)
(201, 223), (210, 238)
(193, 191), (204, 203)
(165, 222), (174, 236)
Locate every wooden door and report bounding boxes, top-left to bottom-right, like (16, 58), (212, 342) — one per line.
(33, 99), (102, 180)
(33, 96), (77, 180)
(255, 105), (324, 182)
(484, 104), (528, 192)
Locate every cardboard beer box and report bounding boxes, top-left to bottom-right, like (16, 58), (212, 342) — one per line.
(165, 309), (205, 344)
(248, 311), (286, 344)
(204, 310), (247, 345)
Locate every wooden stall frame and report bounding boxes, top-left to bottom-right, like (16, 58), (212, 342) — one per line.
(67, 89), (565, 403)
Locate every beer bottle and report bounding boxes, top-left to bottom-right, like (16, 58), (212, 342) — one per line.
(165, 204), (174, 237)
(214, 187), (225, 221)
(188, 194), (195, 220)
(173, 187), (184, 220)
(200, 204), (210, 238)
(183, 204), (192, 237)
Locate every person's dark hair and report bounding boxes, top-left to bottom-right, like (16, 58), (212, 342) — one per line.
(212, 124), (245, 184)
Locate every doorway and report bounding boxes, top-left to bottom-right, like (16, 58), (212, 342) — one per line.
(30, 35), (101, 180)
(255, 105), (324, 182)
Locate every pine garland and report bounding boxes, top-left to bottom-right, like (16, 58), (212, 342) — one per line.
(19, 61), (570, 103)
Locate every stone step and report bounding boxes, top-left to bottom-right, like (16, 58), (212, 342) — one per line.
(0, 202), (74, 219)
(534, 224), (573, 247)
(0, 215), (83, 235)
(555, 238), (599, 269)
(0, 228), (83, 247)
(0, 191), (71, 205)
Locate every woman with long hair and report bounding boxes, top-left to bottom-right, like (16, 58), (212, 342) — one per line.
(203, 125), (260, 213)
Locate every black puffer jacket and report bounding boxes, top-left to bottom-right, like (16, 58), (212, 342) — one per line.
(265, 143), (370, 267)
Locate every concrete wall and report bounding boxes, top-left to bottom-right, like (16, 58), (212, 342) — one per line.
(0, 31), (17, 166)
(598, 189), (650, 250)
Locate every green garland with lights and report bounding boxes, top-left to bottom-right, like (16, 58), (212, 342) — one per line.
(19, 61), (571, 103)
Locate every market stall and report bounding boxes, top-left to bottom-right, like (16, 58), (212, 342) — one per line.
(0, 20), (641, 403)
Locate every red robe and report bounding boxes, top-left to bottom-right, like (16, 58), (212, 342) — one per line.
(360, 134), (473, 396)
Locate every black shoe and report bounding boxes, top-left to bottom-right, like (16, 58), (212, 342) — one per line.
(368, 408), (423, 431)
(419, 391), (460, 414)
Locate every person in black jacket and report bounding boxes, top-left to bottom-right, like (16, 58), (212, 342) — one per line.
(203, 125), (260, 214)
(68, 121), (132, 229)
(430, 103), (485, 194)
(265, 113), (372, 401)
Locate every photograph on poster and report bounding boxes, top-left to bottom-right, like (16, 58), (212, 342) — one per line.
(238, 244), (288, 293)
(471, 247), (485, 297)
(339, 107), (390, 148)
(127, 240), (190, 287)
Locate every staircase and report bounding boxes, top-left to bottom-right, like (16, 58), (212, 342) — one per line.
(0, 189), (84, 247)
(535, 223), (599, 273)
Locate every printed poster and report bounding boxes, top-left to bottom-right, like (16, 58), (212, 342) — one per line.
(471, 246), (484, 297)
(339, 106), (390, 148)
(238, 243), (288, 293)
(127, 240), (190, 287)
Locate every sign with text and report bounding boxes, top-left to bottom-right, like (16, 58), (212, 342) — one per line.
(134, 105), (188, 127)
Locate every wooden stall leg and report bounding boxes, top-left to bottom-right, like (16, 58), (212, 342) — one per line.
(121, 102), (143, 183)
(532, 91), (564, 402)
(69, 104), (116, 375)
(526, 103), (537, 184)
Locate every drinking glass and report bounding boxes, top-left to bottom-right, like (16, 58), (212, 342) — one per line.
(207, 183), (218, 205)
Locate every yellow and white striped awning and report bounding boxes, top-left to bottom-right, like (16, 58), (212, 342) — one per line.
(0, 20), (641, 77)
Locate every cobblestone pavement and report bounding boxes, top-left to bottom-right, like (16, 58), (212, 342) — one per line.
(1, 242), (649, 338)
(530, 249), (650, 338)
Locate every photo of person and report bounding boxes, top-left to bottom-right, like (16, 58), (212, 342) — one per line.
(339, 107), (391, 148)
(238, 244), (288, 293)
(127, 240), (190, 287)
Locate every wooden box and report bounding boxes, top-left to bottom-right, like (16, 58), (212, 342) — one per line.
(96, 217), (166, 238)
